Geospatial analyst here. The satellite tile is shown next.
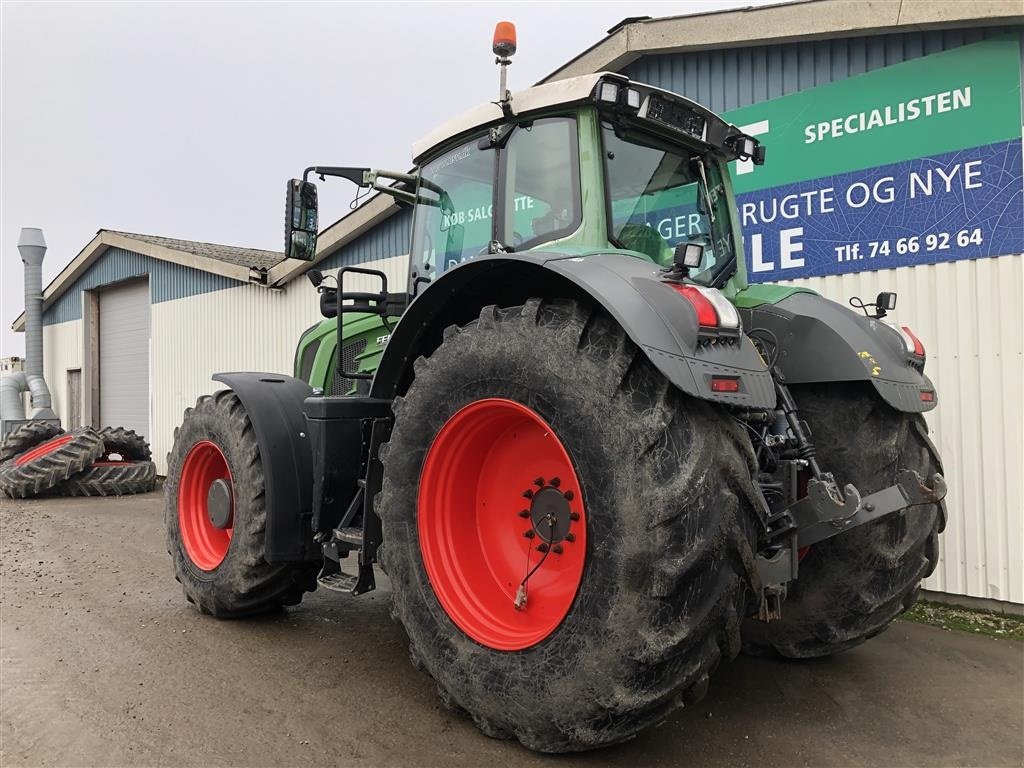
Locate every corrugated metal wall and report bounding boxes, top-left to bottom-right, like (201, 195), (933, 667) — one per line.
(148, 254), (409, 475)
(783, 255), (1023, 605)
(623, 27), (1024, 114)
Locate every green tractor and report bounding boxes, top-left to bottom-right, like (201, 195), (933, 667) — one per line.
(165, 24), (946, 752)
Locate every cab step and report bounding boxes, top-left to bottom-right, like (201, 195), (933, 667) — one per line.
(317, 570), (359, 593)
(316, 558), (376, 596)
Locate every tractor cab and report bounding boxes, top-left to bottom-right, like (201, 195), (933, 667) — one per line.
(403, 71), (764, 295)
(287, 54), (767, 393)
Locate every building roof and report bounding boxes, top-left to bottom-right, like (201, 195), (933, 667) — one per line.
(11, 229), (284, 332)
(110, 231), (283, 271)
(539, 0), (1024, 83)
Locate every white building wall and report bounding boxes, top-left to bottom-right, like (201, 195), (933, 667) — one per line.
(781, 253), (1023, 605)
(150, 254), (408, 475)
(41, 319), (83, 428)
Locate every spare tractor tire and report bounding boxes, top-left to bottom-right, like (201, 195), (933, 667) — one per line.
(55, 460), (157, 496)
(742, 382), (944, 658)
(0, 427), (105, 498)
(165, 390), (319, 617)
(376, 299), (760, 752)
(98, 426), (152, 461)
(0, 421), (64, 463)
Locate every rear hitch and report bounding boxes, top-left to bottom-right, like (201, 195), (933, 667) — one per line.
(794, 469), (946, 548)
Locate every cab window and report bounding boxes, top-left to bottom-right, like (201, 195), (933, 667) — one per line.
(411, 116), (580, 281)
(410, 140), (494, 276)
(602, 124), (733, 283)
(501, 117), (581, 250)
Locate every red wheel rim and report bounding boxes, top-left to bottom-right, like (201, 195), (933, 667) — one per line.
(418, 398), (587, 651)
(178, 440), (233, 571)
(14, 434), (74, 465)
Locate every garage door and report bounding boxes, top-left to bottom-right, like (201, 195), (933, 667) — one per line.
(99, 279), (150, 440)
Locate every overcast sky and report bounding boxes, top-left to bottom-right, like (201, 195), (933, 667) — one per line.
(1, 0), (774, 356)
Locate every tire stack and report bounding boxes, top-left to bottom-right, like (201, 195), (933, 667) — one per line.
(0, 422), (157, 499)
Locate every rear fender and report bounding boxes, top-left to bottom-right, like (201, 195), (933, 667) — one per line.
(739, 292), (937, 413)
(371, 252), (776, 408)
(211, 373), (318, 562)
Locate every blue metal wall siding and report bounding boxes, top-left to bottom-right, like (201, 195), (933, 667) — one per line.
(319, 208), (412, 272)
(42, 247), (239, 326)
(623, 27), (1023, 114)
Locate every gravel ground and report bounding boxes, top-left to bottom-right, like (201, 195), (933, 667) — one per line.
(2, 491), (1022, 767)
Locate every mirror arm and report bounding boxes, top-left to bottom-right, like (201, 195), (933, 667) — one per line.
(303, 166), (372, 185)
(373, 185), (422, 207)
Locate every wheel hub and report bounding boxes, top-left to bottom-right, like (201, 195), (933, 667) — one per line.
(528, 484), (573, 544)
(206, 478), (233, 529)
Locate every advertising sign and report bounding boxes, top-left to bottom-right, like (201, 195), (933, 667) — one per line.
(719, 36), (1023, 282)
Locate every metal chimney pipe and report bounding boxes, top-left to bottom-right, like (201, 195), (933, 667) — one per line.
(17, 227), (56, 418)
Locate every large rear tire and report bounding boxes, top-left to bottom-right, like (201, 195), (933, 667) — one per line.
(165, 390), (318, 617)
(377, 300), (760, 752)
(742, 382), (944, 658)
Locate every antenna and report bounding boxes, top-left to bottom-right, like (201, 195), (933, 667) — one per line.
(493, 21), (517, 108)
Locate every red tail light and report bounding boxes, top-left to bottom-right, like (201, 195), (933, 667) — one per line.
(711, 377), (740, 393)
(920, 390), (935, 403)
(667, 283), (717, 328)
(901, 325), (925, 357)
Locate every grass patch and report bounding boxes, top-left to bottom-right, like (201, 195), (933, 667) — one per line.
(900, 599), (1024, 642)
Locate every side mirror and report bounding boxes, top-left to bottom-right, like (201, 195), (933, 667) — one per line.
(285, 179), (319, 260)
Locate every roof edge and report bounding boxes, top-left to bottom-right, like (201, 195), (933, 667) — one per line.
(540, 0), (1024, 83)
(10, 230), (256, 332)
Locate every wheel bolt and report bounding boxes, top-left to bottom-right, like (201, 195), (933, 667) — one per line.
(563, 490), (574, 501)
(518, 509), (530, 518)
(552, 544), (563, 554)
(537, 543), (549, 553)
(565, 533), (576, 543)
(523, 530), (535, 539)
(521, 489), (534, 499)
(550, 477), (561, 488)
(533, 477), (545, 487)
(569, 512), (580, 521)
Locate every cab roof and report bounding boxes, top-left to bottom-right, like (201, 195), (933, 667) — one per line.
(411, 73), (608, 163)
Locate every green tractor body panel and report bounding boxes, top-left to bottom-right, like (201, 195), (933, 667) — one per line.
(294, 313), (392, 393)
(732, 283), (818, 308)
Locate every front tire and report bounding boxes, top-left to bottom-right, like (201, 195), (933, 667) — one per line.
(377, 300), (760, 752)
(742, 383), (944, 658)
(165, 390), (317, 617)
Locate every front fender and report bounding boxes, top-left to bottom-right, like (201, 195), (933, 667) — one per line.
(371, 252), (775, 408)
(740, 293), (937, 413)
(211, 372), (318, 562)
